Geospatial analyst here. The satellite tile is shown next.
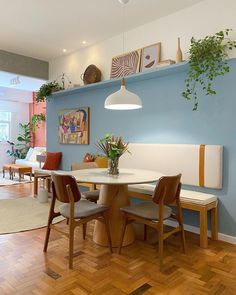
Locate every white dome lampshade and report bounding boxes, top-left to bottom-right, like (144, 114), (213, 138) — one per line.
(104, 78), (142, 110)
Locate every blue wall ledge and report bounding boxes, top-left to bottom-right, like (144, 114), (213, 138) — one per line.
(52, 61), (189, 97)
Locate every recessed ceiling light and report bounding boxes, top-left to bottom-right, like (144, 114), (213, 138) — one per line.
(62, 49), (67, 53)
(82, 41), (86, 45)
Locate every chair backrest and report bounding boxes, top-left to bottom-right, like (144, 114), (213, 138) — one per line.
(71, 162), (98, 171)
(51, 173), (81, 203)
(153, 174), (181, 205)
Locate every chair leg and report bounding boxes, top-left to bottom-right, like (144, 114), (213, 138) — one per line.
(82, 223), (87, 240)
(102, 212), (113, 253)
(69, 223), (75, 269)
(158, 224), (164, 269)
(43, 219), (52, 252)
(43, 196), (57, 252)
(118, 216), (128, 255)
(176, 198), (186, 253)
(179, 221), (186, 253)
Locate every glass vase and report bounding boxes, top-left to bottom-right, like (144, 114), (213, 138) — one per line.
(108, 157), (119, 175)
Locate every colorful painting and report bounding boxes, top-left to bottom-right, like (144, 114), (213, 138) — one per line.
(58, 108), (89, 144)
(110, 50), (141, 79)
(140, 43), (161, 72)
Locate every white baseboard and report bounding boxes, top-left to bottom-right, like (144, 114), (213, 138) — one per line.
(164, 220), (236, 245)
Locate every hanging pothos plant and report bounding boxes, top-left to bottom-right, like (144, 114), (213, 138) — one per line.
(36, 81), (62, 103)
(182, 29), (236, 110)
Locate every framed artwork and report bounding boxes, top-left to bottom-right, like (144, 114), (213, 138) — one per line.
(110, 50), (141, 79)
(58, 107), (89, 144)
(140, 43), (161, 72)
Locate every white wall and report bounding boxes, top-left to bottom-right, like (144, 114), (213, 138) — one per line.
(0, 100), (29, 142)
(49, 0), (236, 85)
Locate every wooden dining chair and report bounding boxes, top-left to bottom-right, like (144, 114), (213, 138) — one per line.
(43, 173), (112, 269)
(71, 162), (100, 203)
(118, 174), (186, 268)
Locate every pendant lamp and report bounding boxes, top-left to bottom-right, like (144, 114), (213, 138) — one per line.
(104, 0), (142, 110)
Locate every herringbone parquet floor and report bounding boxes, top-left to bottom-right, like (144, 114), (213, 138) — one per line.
(0, 183), (235, 295)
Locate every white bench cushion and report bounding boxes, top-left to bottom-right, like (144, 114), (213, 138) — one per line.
(120, 143), (223, 189)
(128, 184), (217, 206)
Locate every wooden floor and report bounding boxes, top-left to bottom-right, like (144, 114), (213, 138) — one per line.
(0, 183), (236, 295)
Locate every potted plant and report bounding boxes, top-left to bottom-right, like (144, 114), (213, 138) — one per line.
(36, 81), (62, 103)
(96, 133), (129, 175)
(31, 113), (46, 132)
(182, 29), (236, 110)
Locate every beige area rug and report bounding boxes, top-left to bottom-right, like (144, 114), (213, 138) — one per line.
(0, 173), (33, 186)
(0, 197), (64, 234)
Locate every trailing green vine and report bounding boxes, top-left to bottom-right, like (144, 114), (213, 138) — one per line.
(36, 81), (62, 103)
(182, 29), (236, 110)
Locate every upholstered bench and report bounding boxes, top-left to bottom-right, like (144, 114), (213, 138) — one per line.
(119, 143), (222, 249)
(128, 183), (218, 248)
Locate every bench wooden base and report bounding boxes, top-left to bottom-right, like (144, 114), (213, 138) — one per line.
(128, 190), (218, 248)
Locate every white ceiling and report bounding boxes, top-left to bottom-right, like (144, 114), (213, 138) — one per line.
(0, 0), (203, 61)
(0, 71), (46, 103)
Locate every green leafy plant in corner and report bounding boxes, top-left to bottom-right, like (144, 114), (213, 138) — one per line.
(182, 29), (236, 110)
(36, 81), (62, 103)
(6, 114), (46, 160)
(6, 123), (32, 159)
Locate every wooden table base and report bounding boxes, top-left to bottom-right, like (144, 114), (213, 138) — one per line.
(93, 184), (135, 247)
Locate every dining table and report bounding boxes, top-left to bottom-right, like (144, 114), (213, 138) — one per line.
(69, 168), (163, 247)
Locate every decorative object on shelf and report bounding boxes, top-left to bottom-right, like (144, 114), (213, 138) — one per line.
(140, 42), (161, 72)
(36, 81), (62, 103)
(183, 29), (236, 110)
(96, 133), (129, 175)
(110, 50), (141, 78)
(81, 65), (102, 85)
(95, 155), (108, 168)
(58, 107), (89, 144)
(156, 59), (176, 68)
(60, 72), (72, 89)
(105, 0), (142, 110)
(83, 153), (95, 162)
(176, 37), (183, 63)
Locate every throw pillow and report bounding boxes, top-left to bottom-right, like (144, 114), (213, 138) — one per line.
(42, 152), (62, 170)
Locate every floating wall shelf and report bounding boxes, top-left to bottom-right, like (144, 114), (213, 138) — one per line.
(52, 61), (189, 98)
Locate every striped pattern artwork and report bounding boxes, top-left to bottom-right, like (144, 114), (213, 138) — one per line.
(110, 50), (140, 79)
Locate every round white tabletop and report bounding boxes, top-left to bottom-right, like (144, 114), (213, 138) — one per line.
(68, 168), (163, 185)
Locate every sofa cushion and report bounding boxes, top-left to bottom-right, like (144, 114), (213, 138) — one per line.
(42, 152), (62, 170)
(128, 184), (217, 206)
(15, 159), (41, 169)
(25, 147), (34, 160)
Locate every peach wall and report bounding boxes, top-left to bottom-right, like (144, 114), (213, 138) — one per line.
(29, 92), (46, 147)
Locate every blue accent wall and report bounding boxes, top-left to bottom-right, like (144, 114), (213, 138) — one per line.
(47, 59), (236, 237)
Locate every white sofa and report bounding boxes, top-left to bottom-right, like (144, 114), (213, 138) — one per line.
(15, 146), (46, 171)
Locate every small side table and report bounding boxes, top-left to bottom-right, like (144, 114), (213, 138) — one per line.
(36, 154), (46, 168)
(3, 164), (13, 179)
